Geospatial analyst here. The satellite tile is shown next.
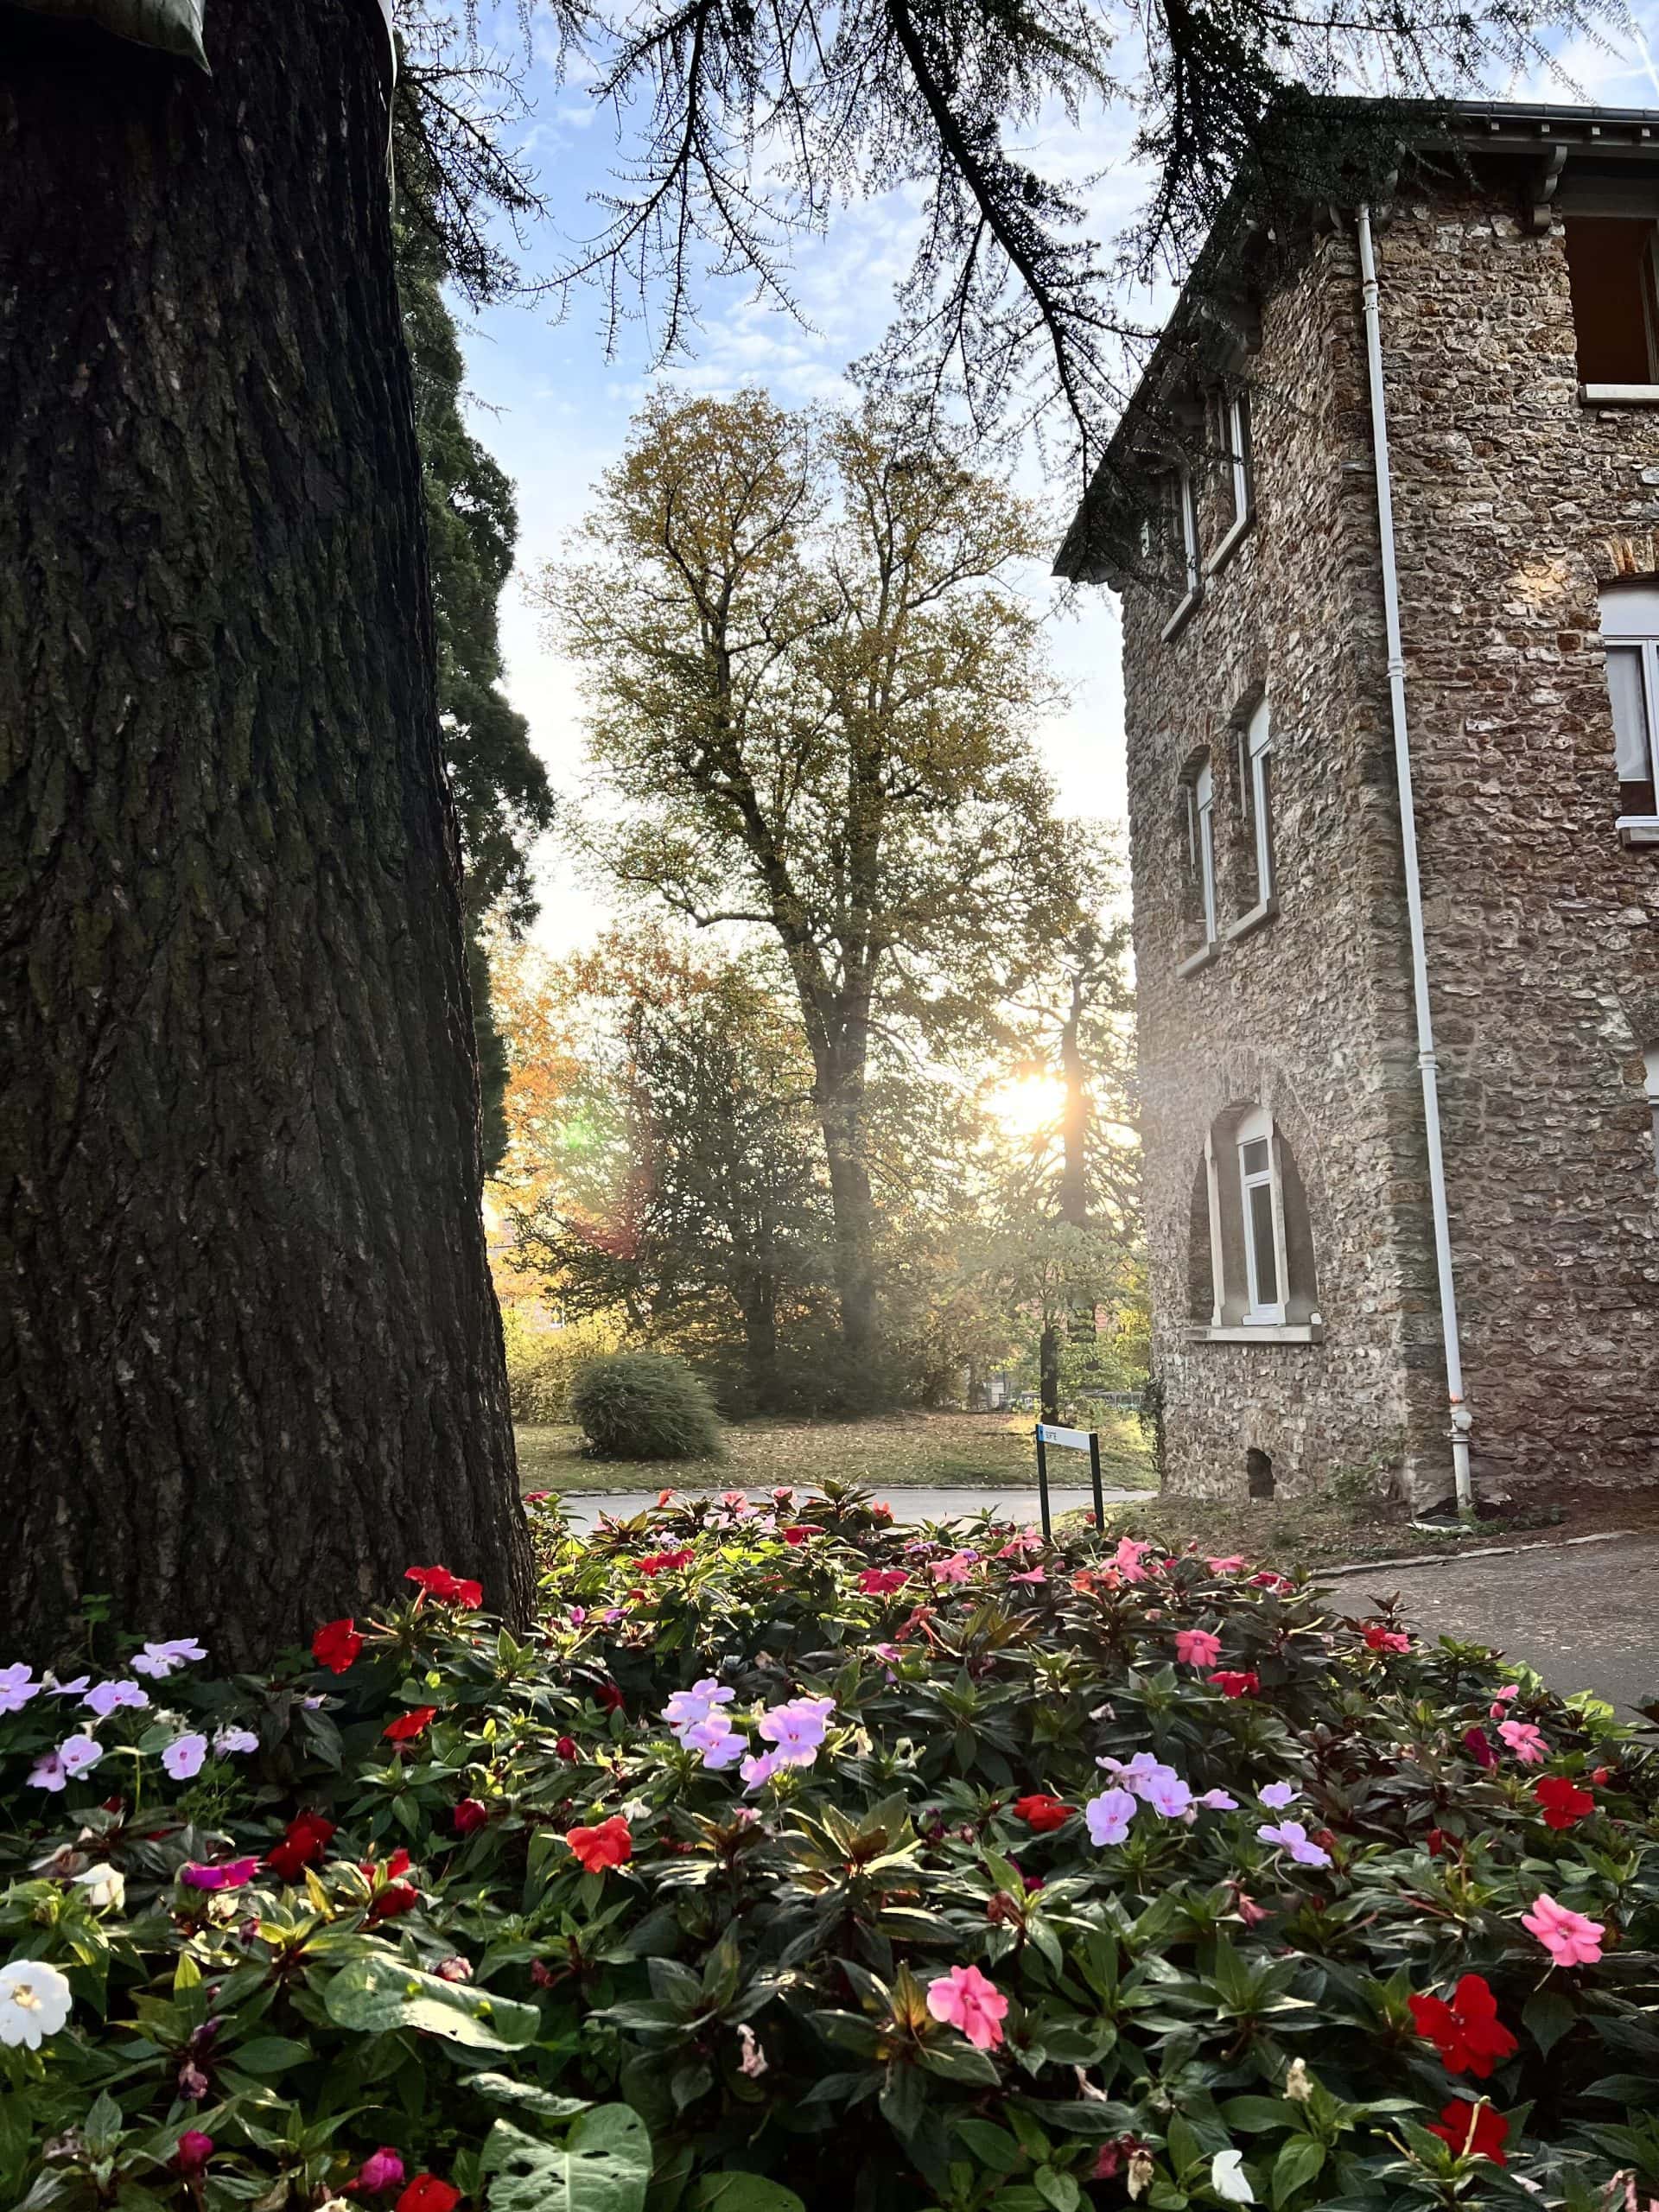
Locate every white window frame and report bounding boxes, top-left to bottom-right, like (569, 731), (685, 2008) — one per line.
(1599, 584), (1659, 843)
(1236, 1106), (1288, 1327)
(1160, 466), (1202, 640)
(1195, 760), (1217, 945)
(1205, 391), (1255, 575)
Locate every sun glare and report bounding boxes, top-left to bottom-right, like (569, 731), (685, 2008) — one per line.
(988, 1073), (1067, 1138)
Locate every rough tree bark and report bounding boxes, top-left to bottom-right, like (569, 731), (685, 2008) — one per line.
(0, 0), (533, 1660)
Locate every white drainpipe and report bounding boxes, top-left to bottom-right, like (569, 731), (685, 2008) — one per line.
(1356, 204), (1474, 1515)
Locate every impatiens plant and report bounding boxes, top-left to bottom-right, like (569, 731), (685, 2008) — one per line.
(0, 1497), (1656, 2212)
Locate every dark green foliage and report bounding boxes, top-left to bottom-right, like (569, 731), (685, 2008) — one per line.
(569, 1351), (727, 1460)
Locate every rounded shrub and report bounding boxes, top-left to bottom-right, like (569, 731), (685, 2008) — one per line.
(569, 1351), (726, 1460)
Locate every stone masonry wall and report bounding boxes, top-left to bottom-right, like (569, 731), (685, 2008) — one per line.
(1373, 176), (1659, 1493)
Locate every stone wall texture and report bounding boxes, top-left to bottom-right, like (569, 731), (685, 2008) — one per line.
(1113, 163), (1659, 1506)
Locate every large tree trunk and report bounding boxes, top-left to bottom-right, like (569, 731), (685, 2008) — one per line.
(0, 0), (533, 1661)
(816, 1084), (878, 1383)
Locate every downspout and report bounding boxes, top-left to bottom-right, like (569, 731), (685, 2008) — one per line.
(1356, 204), (1475, 1516)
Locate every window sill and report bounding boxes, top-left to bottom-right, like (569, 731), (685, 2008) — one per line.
(1187, 1323), (1326, 1345)
(1224, 893), (1278, 942)
(1203, 510), (1253, 579)
(1617, 814), (1659, 847)
(1580, 383), (1659, 406)
(1160, 586), (1202, 643)
(1176, 940), (1219, 979)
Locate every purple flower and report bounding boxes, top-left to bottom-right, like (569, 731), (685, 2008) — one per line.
(1142, 1770), (1193, 1820)
(1198, 1788), (1239, 1810)
(58, 1736), (104, 1777)
(83, 1681), (149, 1719)
(213, 1726), (258, 1757)
(758, 1695), (834, 1765)
(1097, 1751), (1164, 1794)
(697, 1728), (748, 1771)
(568, 1606), (587, 1626)
(662, 1679), (734, 1736)
(0, 1663), (40, 1714)
(741, 1750), (783, 1792)
(44, 1675), (90, 1698)
(1084, 1787), (1137, 1846)
(130, 1638), (207, 1680)
(162, 1733), (208, 1781)
(181, 1857), (258, 1891)
(1257, 1820), (1332, 1868)
(26, 1753), (67, 1793)
(1258, 1781), (1300, 1810)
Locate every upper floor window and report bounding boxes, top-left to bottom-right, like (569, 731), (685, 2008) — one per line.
(1234, 696), (1274, 913)
(1157, 465), (1202, 639)
(1599, 582), (1659, 837)
(1565, 218), (1659, 395)
(1182, 756), (1217, 951)
(1206, 389), (1255, 573)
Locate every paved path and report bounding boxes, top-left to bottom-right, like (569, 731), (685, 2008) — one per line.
(557, 1485), (1142, 1535)
(1321, 1535), (1659, 1718)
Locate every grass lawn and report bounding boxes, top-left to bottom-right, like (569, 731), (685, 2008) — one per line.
(1083, 1490), (1577, 1573)
(515, 1407), (1155, 1496)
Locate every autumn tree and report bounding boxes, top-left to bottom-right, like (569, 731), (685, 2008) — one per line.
(543, 390), (1084, 1381)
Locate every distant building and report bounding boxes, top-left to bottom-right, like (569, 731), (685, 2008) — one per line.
(1057, 102), (1659, 1509)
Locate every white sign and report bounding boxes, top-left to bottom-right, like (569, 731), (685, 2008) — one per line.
(1035, 1424), (1093, 1452)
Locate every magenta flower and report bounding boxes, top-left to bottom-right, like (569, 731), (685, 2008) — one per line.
(925, 1963), (1008, 2051)
(1521, 1891), (1605, 1967)
(181, 1858), (259, 1892)
(162, 1733), (208, 1781)
(0, 1663), (40, 1714)
(1174, 1629), (1222, 1669)
(1489, 1684), (1520, 1720)
(1497, 1719), (1548, 1765)
(83, 1680), (149, 1719)
(1084, 1787), (1137, 1845)
(1463, 1726), (1497, 1770)
(353, 2148), (407, 2195)
(1257, 1820), (1332, 1868)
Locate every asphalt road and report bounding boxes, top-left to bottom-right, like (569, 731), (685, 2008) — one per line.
(1321, 1535), (1659, 1718)
(557, 1485), (1140, 1534)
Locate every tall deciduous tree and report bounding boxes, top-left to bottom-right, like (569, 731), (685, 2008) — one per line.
(543, 390), (1083, 1379)
(0, 0), (532, 1657)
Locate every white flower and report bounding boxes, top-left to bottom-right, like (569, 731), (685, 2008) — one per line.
(1211, 2149), (1256, 2204)
(736, 2023), (767, 2077)
(73, 1864), (125, 1915)
(1284, 2058), (1313, 2102)
(0, 1960), (73, 2048)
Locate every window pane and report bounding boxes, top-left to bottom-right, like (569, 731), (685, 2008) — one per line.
(1254, 749), (1273, 898)
(1564, 219), (1658, 383)
(1248, 1181), (1278, 1306)
(1241, 1139), (1269, 1177)
(1606, 645), (1652, 785)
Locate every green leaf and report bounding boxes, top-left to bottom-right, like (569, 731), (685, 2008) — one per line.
(1522, 1986), (1577, 2059)
(226, 2037), (314, 2076)
(688, 2178), (808, 2212)
(953, 2118), (1025, 2174)
(472, 2075), (594, 2122)
(1272, 2136), (1325, 2208)
(480, 2111), (652, 2212)
(9, 0), (208, 69)
(1220, 2100), (1295, 2135)
(1033, 2166), (1081, 2212)
(323, 1956), (539, 2051)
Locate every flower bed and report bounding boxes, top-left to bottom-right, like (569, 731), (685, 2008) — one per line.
(2, 1491), (1657, 2212)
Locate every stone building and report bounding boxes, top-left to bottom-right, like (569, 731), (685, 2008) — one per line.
(1056, 101), (1659, 1510)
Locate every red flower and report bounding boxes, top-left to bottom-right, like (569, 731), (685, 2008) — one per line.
(312, 1618), (363, 1674)
(1427, 2101), (1510, 2165)
(405, 1566), (484, 1610)
(453, 1798), (489, 1836)
(1363, 1624), (1412, 1654)
(555, 1735), (578, 1759)
(1209, 1670), (1261, 1699)
(360, 1848), (412, 1881)
(566, 1815), (632, 1873)
(1424, 1827), (1450, 1859)
(1534, 1775), (1595, 1831)
(1592, 1765), (1611, 1785)
(384, 1706), (438, 1743)
(633, 1548), (695, 1578)
(1012, 1794), (1073, 1834)
(871, 1502), (893, 1522)
(860, 1568), (909, 1593)
(397, 2179), (461, 2212)
(1463, 1726), (1497, 1770)
(596, 1682), (626, 1713)
(175, 2131), (213, 2177)
(782, 1526), (817, 1546)
(1408, 1975), (1517, 2078)
(369, 1880), (421, 1922)
(265, 1811), (336, 1881)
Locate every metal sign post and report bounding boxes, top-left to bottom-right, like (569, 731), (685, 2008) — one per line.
(1033, 1422), (1103, 1541)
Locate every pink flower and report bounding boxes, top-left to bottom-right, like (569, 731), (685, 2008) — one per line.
(1489, 1684), (1520, 1720)
(1497, 1719), (1548, 1765)
(1174, 1628), (1222, 1668)
(929, 1551), (976, 1585)
(181, 1857), (259, 1891)
(175, 2132), (213, 2177)
(1010, 1566), (1047, 1584)
(925, 1963), (1008, 2051)
(1206, 1555), (1246, 1574)
(1113, 1536), (1153, 1584)
(353, 2148), (407, 2195)
(1363, 1624), (1412, 1654)
(1521, 1891), (1605, 1968)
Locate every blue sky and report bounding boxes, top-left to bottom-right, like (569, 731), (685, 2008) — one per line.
(458, 1), (1659, 954)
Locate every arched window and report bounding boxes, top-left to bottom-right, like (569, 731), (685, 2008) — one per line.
(1190, 1104), (1320, 1338)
